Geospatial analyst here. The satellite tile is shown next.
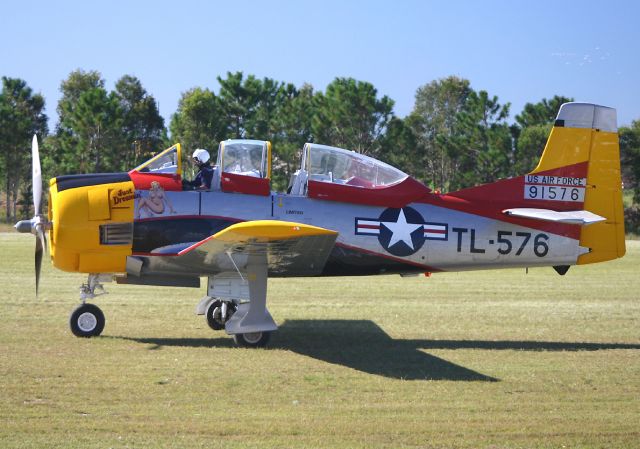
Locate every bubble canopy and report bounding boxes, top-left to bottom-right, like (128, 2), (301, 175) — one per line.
(302, 143), (408, 188)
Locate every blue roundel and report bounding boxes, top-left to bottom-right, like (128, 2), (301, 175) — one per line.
(377, 207), (425, 257)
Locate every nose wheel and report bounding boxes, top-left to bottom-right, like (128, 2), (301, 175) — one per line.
(69, 303), (105, 338)
(69, 274), (110, 338)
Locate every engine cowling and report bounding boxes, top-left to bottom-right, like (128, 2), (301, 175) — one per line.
(48, 173), (135, 273)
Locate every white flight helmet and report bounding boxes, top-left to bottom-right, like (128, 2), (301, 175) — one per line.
(192, 148), (210, 165)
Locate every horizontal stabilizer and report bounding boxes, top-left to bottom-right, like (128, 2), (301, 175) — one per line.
(503, 208), (606, 226)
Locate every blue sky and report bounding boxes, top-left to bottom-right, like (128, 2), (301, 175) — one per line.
(3, 0), (639, 130)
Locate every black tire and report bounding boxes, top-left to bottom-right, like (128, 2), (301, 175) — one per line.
(233, 331), (271, 348)
(69, 303), (105, 338)
(205, 300), (236, 331)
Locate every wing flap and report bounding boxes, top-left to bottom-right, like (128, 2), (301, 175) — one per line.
(176, 220), (338, 276)
(503, 208), (606, 225)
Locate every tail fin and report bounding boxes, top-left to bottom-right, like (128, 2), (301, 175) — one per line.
(531, 102), (625, 264)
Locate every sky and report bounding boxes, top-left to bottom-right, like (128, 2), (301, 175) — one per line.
(2, 0), (639, 131)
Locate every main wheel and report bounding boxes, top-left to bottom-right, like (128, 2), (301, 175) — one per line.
(205, 300), (236, 331)
(233, 331), (271, 348)
(69, 303), (105, 338)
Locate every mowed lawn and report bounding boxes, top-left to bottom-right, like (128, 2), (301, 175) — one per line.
(1, 233), (639, 449)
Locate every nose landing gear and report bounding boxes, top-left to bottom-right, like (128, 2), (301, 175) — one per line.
(69, 274), (111, 338)
(69, 303), (105, 338)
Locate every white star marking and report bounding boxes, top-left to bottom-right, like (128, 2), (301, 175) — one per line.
(381, 209), (422, 250)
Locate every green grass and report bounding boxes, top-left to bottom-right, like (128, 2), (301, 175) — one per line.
(1, 233), (639, 448)
(0, 222), (15, 232)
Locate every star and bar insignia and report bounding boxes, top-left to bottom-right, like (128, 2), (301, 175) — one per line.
(355, 207), (448, 257)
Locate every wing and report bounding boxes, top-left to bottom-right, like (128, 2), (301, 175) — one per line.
(174, 220), (338, 276)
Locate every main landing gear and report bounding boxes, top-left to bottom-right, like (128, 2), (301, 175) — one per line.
(198, 297), (272, 348)
(233, 331), (271, 348)
(69, 274), (109, 338)
(197, 258), (277, 348)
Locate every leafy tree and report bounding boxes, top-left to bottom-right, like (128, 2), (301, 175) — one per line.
(511, 96), (573, 176)
(440, 90), (512, 190)
(67, 87), (123, 172)
(620, 120), (640, 234)
(408, 76), (472, 190)
(48, 70), (166, 175)
(48, 70), (115, 174)
(515, 95), (573, 128)
(512, 124), (551, 175)
(270, 83), (315, 190)
(312, 77), (394, 157)
(57, 70), (105, 121)
(217, 72), (261, 139)
(170, 87), (225, 153)
(247, 77), (289, 139)
(620, 120), (640, 203)
(377, 116), (417, 178)
(217, 71), (296, 142)
(0, 77), (47, 221)
(114, 75), (166, 168)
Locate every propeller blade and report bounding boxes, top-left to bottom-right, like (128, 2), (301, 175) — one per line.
(35, 230), (43, 296)
(37, 225), (48, 255)
(32, 135), (42, 215)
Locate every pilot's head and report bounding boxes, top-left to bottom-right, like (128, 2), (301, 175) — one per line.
(192, 149), (210, 168)
(250, 148), (262, 166)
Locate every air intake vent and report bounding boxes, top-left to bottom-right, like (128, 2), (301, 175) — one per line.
(100, 223), (133, 245)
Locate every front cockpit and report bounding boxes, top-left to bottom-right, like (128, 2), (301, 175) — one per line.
(135, 145), (181, 175)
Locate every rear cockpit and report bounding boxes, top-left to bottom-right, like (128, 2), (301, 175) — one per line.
(288, 143), (409, 195)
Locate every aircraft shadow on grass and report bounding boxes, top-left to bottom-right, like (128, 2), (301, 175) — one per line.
(113, 319), (640, 382)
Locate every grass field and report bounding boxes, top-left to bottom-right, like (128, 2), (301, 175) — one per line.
(1, 233), (639, 448)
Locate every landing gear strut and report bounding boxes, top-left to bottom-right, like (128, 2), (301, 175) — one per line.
(200, 257), (277, 348)
(200, 298), (272, 348)
(69, 274), (110, 338)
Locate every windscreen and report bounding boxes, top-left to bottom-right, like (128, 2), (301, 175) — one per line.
(135, 145), (179, 174)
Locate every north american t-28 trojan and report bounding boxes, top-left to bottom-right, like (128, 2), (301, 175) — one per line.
(16, 103), (625, 347)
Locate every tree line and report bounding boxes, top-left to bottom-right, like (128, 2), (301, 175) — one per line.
(1, 70), (639, 232)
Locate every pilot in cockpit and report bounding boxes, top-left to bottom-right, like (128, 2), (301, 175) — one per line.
(182, 148), (214, 190)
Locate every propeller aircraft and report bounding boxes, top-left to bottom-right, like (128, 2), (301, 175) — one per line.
(15, 102), (625, 347)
